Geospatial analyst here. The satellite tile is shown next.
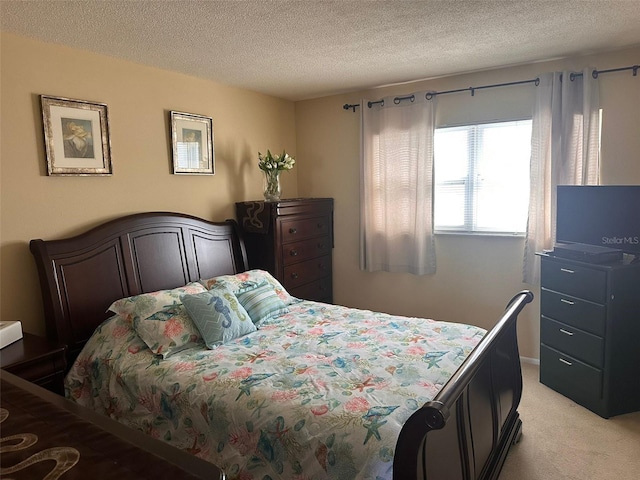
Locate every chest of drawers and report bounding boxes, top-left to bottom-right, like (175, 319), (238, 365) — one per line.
(539, 254), (640, 418)
(236, 198), (333, 303)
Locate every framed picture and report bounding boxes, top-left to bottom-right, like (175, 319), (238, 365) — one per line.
(40, 95), (112, 176)
(170, 111), (215, 175)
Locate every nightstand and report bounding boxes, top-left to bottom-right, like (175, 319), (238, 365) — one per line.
(0, 332), (67, 395)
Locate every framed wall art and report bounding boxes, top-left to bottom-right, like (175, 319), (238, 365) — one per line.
(170, 111), (215, 175)
(40, 95), (112, 176)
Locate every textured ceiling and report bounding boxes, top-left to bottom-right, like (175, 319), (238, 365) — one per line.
(2, 0), (640, 101)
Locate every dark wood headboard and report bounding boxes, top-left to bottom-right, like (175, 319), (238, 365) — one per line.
(30, 212), (248, 367)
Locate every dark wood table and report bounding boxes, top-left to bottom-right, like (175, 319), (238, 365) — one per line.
(0, 332), (67, 394)
(0, 370), (224, 479)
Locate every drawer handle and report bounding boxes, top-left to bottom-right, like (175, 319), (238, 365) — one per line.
(560, 268), (575, 274)
(317, 223), (324, 229)
(289, 249), (298, 257)
(289, 228), (297, 234)
(290, 272), (299, 279)
(318, 243), (325, 249)
(560, 298), (574, 306)
(559, 358), (573, 366)
(559, 328), (574, 336)
(318, 263), (326, 270)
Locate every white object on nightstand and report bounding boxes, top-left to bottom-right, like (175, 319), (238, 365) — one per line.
(0, 321), (23, 349)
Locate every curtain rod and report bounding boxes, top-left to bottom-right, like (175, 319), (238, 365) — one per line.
(342, 64), (639, 112)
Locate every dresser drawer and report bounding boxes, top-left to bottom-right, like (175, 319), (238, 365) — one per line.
(279, 215), (331, 244)
(282, 235), (332, 266)
(289, 277), (332, 303)
(283, 255), (331, 289)
(541, 259), (607, 303)
(540, 288), (606, 336)
(3, 357), (63, 384)
(540, 344), (602, 400)
(541, 316), (604, 368)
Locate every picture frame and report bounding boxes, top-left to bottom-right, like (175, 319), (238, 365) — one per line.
(170, 111), (215, 175)
(40, 95), (112, 176)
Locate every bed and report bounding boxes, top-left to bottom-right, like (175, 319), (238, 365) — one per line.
(30, 211), (533, 480)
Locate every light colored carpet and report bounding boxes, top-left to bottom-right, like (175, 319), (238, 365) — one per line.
(500, 362), (640, 480)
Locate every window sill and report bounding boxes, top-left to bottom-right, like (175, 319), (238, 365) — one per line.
(434, 231), (525, 239)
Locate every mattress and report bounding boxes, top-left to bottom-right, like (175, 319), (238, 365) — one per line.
(65, 300), (486, 479)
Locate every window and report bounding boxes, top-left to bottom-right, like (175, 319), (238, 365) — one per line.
(434, 119), (532, 234)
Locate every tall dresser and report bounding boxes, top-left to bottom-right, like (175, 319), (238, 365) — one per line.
(539, 253), (640, 418)
(236, 198), (333, 303)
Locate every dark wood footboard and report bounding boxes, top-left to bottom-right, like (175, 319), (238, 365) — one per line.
(394, 290), (533, 480)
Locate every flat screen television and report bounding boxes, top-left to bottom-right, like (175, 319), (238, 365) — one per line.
(556, 185), (640, 256)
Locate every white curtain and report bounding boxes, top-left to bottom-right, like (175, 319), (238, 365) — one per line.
(360, 94), (436, 275)
(523, 68), (600, 284)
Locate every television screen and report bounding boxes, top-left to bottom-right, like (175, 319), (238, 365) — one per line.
(556, 185), (640, 255)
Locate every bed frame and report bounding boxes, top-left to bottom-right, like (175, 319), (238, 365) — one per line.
(30, 211), (533, 480)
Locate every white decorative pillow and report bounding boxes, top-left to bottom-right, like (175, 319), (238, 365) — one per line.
(199, 269), (294, 305)
(235, 281), (289, 326)
(134, 305), (203, 358)
(181, 287), (256, 348)
(108, 282), (207, 322)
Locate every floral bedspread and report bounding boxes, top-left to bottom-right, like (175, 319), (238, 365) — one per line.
(65, 301), (486, 480)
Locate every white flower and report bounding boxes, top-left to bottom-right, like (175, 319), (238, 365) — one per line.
(258, 149), (296, 172)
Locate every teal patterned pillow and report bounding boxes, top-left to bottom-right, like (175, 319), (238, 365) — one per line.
(134, 305), (203, 358)
(181, 288), (256, 348)
(235, 281), (288, 326)
(199, 269), (294, 305)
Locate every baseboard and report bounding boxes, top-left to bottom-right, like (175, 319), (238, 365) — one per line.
(519, 356), (540, 365)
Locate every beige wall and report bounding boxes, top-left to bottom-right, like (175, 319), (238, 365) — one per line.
(0, 33), (298, 335)
(295, 46), (640, 359)
(2, 32), (639, 360)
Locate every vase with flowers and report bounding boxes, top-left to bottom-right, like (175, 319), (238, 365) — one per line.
(258, 150), (295, 201)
